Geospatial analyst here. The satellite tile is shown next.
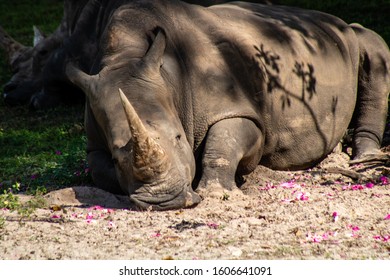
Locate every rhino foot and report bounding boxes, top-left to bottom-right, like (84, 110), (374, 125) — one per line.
(196, 179), (245, 200)
(349, 152), (389, 165)
(351, 136), (389, 165)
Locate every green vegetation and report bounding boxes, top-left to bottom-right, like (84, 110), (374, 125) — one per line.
(280, 0), (390, 44)
(0, 181), (47, 223)
(0, 1), (389, 203)
(0, 104), (90, 194)
(0, 1), (90, 197)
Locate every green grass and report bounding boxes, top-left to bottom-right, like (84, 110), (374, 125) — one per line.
(0, 1), (90, 194)
(280, 0), (390, 44)
(0, 0), (389, 197)
(0, 104), (90, 193)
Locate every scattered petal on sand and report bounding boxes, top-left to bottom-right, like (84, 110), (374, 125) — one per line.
(86, 212), (94, 220)
(380, 176), (389, 185)
(373, 235), (390, 242)
(306, 232), (335, 243)
(280, 181), (301, 189)
(85, 212), (97, 224)
(332, 212), (339, 222)
(345, 225), (361, 238)
(207, 223), (219, 229)
(342, 183), (378, 191)
(295, 191), (310, 201)
(347, 224), (360, 231)
(151, 231), (161, 238)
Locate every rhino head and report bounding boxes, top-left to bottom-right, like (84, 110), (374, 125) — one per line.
(66, 30), (201, 210)
(0, 25), (56, 106)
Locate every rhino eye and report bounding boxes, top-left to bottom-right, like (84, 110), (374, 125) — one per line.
(38, 49), (48, 56)
(11, 65), (20, 74)
(175, 134), (183, 148)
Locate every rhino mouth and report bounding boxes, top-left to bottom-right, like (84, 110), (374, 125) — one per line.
(130, 185), (201, 211)
(3, 83), (35, 106)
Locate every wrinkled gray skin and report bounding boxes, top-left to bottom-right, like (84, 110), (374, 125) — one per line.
(11, 0), (390, 210)
(1, 0), (270, 109)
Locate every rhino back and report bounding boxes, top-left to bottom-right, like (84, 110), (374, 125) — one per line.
(164, 2), (360, 169)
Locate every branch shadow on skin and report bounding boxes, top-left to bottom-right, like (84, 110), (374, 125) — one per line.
(252, 43), (337, 156)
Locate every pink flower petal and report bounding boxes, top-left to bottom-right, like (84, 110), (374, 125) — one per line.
(351, 184), (364, 190)
(207, 223), (219, 229)
(380, 176), (389, 185)
(306, 232), (328, 243)
(280, 181), (300, 189)
(151, 231), (161, 237)
(332, 212), (339, 222)
(259, 182), (278, 191)
(373, 235), (390, 242)
(373, 235), (382, 240)
(51, 215), (61, 219)
(348, 224), (360, 231)
(295, 191), (309, 201)
(384, 214), (390, 220)
(322, 233), (329, 240)
(86, 212), (94, 220)
(365, 182), (374, 188)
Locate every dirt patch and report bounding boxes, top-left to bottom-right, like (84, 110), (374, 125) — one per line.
(1, 150), (389, 259)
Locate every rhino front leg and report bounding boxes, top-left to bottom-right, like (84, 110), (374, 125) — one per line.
(196, 118), (263, 198)
(87, 150), (123, 194)
(349, 24), (390, 164)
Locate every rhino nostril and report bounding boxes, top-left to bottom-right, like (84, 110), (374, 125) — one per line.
(3, 83), (17, 93)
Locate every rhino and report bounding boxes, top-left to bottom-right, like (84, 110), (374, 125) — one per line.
(0, 0), (89, 108)
(10, 0), (390, 210)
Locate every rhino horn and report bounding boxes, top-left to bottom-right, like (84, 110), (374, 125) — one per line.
(0, 25), (26, 61)
(118, 88), (169, 180)
(33, 25), (45, 47)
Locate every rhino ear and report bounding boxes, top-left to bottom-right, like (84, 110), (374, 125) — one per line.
(0, 25), (26, 61)
(66, 62), (98, 100)
(33, 25), (45, 47)
(143, 28), (166, 67)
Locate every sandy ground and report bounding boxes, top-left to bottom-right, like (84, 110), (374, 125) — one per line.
(1, 148), (389, 260)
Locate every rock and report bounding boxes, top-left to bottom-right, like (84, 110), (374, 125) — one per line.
(44, 186), (131, 209)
